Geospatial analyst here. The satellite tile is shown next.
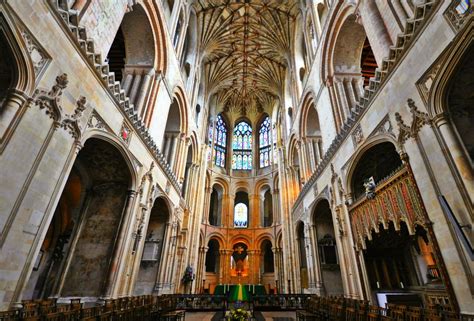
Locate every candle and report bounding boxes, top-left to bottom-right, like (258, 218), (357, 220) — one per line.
(376, 281), (380, 289)
(400, 282), (404, 289)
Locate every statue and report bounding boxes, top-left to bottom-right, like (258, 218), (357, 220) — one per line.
(364, 176), (376, 200)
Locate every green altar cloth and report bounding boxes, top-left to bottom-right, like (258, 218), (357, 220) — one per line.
(213, 284), (266, 301)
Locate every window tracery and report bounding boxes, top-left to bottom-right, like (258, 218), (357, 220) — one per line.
(232, 121), (253, 170)
(259, 116), (272, 168)
(213, 114), (227, 168)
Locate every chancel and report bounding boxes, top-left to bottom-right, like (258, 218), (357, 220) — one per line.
(0, 0), (473, 320)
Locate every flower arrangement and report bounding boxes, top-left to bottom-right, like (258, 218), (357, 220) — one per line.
(181, 266), (194, 283)
(225, 307), (251, 321)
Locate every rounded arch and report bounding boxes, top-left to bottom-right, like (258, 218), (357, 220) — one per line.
(171, 85), (189, 135)
(233, 181), (250, 195)
(255, 179), (272, 194)
(230, 235), (251, 249)
(320, 3), (357, 82)
(206, 233), (225, 249)
(80, 129), (139, 190)
(299, 90), (321, 138)
(256, 234), (273, 249)
(210, 177), (230, 195)
(346, 139), (403, 200)
(142, 1), (168, 74)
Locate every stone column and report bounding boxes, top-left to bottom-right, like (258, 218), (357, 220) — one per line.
(335, 78), (349, 122)
(202, 187), (212, 224)
(357, 1), (391, 65)
(156, 222), (172, 293)
(121, 73), (134, 95)
(433, 114), (474, 199)
(136, 69), (155, 116)
(129, 72), (142, 105)
(249, 194), (259, 228)
(326, 78), (342, 132)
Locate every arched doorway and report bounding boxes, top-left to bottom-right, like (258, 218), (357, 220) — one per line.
(297, 221), (308, 290)
(260, 240), (275, 292)
(204, 239), (220, 293)
(208, 185), (223, 226)
(261, 187), (273, 227)
(24, 138), (133, 299)
(313, 200), (343, 295)
(134, 197), (170, 295)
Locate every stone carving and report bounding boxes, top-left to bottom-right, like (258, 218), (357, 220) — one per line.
(61, 96), (87, 140)
(370, 115), (393, 138)
(33, 73), (68, 124)
(20, 28), (50, 78)
(395, 99), (431, 146)
(352, 124), (364, 146)
(87, 111), (106, 130)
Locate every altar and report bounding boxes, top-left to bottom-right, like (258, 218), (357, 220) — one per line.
(213, 284), (266, 301)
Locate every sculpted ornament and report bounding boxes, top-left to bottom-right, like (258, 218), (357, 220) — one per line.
(61, 96), (87, 140)
(33, 73), (68, 124)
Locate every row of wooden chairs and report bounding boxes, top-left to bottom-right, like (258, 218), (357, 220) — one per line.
(0, 295), (183, 321)
(299, 296), (459, 321)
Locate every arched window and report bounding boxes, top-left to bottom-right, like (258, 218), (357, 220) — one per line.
(234, 203), (248, 228)
(259, 116), (272, 168)
(232, 121), (253, 170)
(213, 114), (227, 168)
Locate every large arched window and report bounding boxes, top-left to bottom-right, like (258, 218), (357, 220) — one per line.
(232, 121), (253, 170)
(234, 191), (249, 228)
(259, 116), (272, 168)
(213, 114), (227, 168)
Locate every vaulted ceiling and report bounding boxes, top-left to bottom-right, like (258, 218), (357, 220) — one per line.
(194, 0), (298, 116)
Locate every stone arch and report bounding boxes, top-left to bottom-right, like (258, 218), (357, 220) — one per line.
(205, 233), (225, 249)
(133, 196), (171, 295)
(256, 234), (273, 249)
(205, 238), (221, 274)
(312, 198), (344, 295)
(230, 235), (251, 249)
(180, 7), (198, 79)
(0, 12), (37, 149)
(208, 183), (224, 226)
(296, 220), (308, 289)
(428, 25), (474, 174)
(107, 4), (157, 114)
(259, 185), (273, 228)
(80, 130), (138, 189)
(294, 10), (308, 91)
(211, 177), (230, 195)
(321, 4), (378, 130)
(24, 137), (135, 300)
(260, 238), (275, 275)
(345, 137), (402, 200)
(0, 13), (36, 96)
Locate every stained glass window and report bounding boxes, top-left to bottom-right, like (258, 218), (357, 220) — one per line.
(212, 114), (227, 168)
(456, 0), (471, 14)
(259, 116), (272, 168)
(234, 203), (248, 228)
(232, 121), (252, 170)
